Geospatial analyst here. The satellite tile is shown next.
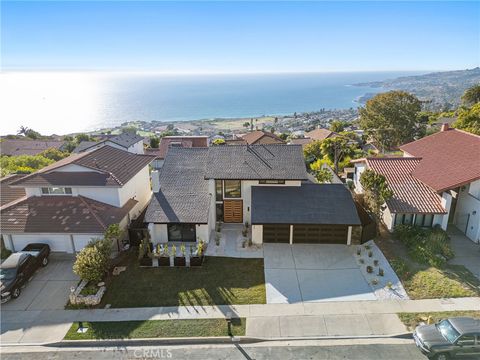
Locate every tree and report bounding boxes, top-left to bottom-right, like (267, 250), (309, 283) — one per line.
(73, 238), (112, 283)
(104, 224), (124, 252)
(1, 154), (54, 177)
(121, 126), (137, 134)
(320, 136), (356, 174)
(360, 169), (394, 232)
(243, 122), (250, 129)
(149, 136), (160, 148)
(310, 160), (333, 183)
(453, 103), (480, 135)
(18, 126), (41, 139)
(359, 91), (422, 151)
(303, 140), (323, 162)
(40, 148), (69, 161)
(17, 126), (29, 136)
(75, 133), (92, 143)
(329, 120), (346, 133)
(279, 133), (289, 141)
(461, 84), (480, 107)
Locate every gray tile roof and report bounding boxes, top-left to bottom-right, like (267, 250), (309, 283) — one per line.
(251, 184), (361, 225)
(72, 141), (99, 153)
(144, 148), (210, 223)
(108, 133), (144, 148)
(205, 144), (308, 180)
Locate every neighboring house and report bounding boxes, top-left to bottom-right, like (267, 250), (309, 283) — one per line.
(352, 125), (480, 243)
(145, 144), (361, 246)
(0, 175), (26, 208)
(0, 146), (155, 253)
(289, 128), (338, 147)
(0, 139), (66, 156)
(226, 131), (285, 145)
(73, 133), (145, 154)
(145, 136), (209, 169)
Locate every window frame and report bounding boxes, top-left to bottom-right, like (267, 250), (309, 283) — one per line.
(223, 180), (242, 199)
(259, 180), (286, 185)
(41, 187), (73, 195)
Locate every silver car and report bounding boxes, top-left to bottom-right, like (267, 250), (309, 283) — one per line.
(413, 317), (480, 360)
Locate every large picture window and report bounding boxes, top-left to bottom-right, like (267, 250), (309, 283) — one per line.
(224, 180), (241, 198)
(259, 180), (285, 184)
(167, 224), (196, 242)
(41, 187), (72, 195)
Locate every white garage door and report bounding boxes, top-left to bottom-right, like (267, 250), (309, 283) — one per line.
(73, 234), (103, 252)
(10, 234), (73, 253)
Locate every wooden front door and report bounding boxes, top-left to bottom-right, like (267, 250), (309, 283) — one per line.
(223, 200), (243, 223)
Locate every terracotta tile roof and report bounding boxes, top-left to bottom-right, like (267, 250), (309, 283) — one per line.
(11, 146), (155, 187)
(156, 136), (208, 159)
(366, 158), (446, 214)
(304, 128), (338, 141)
(240, 131), (285, 145)
(0, 175), (27, 208)
(400, 129), (480, 192)
(0, 196), (137, 234)
(0, 140), (65, 156)
(290, 138), (313, 147)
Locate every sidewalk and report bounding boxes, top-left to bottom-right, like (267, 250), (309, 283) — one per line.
(2, 297), (479, 344)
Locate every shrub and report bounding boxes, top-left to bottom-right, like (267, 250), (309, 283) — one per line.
(73, 238), (112, 282)
(390, 258), (410, 279)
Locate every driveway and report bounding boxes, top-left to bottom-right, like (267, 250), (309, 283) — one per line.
(263, 244), (376, 304)
(448, 227), (480, 280)
(1, 256), (78, 311)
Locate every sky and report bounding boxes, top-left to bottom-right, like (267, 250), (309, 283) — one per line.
(1, 1), (479, 73)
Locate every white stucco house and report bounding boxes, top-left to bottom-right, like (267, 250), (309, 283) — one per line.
(352, 125), (480, 243)
(0, 146), (155, 253)
(145, 144), (362, 246)
(73, 132), (145, 154)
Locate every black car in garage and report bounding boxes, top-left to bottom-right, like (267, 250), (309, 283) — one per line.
(0, 243), (50, 303)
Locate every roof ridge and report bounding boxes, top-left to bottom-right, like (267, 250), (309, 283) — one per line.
(79, 196), (107, 231)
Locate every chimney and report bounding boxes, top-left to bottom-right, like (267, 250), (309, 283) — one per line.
(441, 123), (449, 132)
(151, 170), (160, 193)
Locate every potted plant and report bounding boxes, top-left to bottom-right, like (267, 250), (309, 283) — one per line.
(173, 244), (185, 266)
(366, 265), (373, 273)
(159, 244), (170, 266)
(373, 259), (379, 266)
(190, 240), (205, 267)
(378, 268), (384, 277)
(138, 237), (153, 267)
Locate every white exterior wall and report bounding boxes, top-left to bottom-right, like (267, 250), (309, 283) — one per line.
(353, 163), (366, 193)
(118, 165), (152, 219)
(432, 192), (452, 230)
(55, 164), (103, 173)
(149, 223), (169, 244)
(127, 141), (145, 154)
(196, 224), (210, 243)
(468, 179), (480, 199)
(72, 234), (104, 252)
(382, 206), (395, 231)
(252, 225), (263, 244)
(75, 187), (121, 206)
(454, 182), (480, 243)
(152, 159), (164, 169)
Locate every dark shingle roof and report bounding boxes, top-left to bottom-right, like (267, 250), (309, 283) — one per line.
(0, 196), (137, 234)
(0, 175), (27, 208)
(0, 140), (65, 156)
(205, 144), (308, 180)
(144, 148), (210, 224)
(11, 146), (155, 187)
(251, 184), (361, 225)
(72, 141), (99, 153)
(108, 133), (144, 148)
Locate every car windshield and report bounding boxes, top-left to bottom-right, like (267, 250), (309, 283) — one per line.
(0, 268), (17, 281)
(436, 320), (460, 343)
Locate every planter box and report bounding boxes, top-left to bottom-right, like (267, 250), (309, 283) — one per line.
(190, 256), (204, 267)
(158, 257), (170, 266)
(139, 257), (152, 267)
(69, 279), (106, 306)
(174, 257), (186, 266)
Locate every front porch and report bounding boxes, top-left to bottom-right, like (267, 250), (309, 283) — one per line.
(205, 223), (263, 258)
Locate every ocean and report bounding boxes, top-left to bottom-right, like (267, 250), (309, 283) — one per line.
(0, 71), (419, 135)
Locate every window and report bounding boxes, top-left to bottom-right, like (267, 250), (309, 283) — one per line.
(423, 214), (433, 227)
(215, 180), (223, 201)
(259, 180), (285, 184)
(167, 224), (196, 242)
(457, 335), (475, 346)
(415, 214), (425, 227)
(224, 180), (241, 198)
(216, 203), (224, 222)
(437, 320), (460, 344)
(41, 187), (72, 195)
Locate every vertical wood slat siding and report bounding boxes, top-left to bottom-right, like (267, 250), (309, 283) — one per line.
(223, 200), (243, 223)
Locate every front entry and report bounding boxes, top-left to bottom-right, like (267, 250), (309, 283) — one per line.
(223, 200), (243, 223)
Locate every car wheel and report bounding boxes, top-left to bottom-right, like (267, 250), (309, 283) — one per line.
(12, 288), (21, 299)
(433, 353), (449, 360)
(42, 257), (49, 267)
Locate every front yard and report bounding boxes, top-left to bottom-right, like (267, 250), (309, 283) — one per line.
(65, 318), (246, 339)
(377, 226), (480, 299)
(100, 251), (266, 307)
(398, 311), (480, 331)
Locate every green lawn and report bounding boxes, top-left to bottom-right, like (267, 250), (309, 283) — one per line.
(398, 311), (480, 331)
(101, 253), (266, 308)
(64, 318), (246, 340)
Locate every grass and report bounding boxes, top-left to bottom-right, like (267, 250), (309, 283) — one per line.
(0, 247), (12, 260)
(101, 252), (266, 308)
(64, 318), (246, 340)
(80, 282), (99, 296)
(376, 228), (480, 299)
(398, 311), (480, 331)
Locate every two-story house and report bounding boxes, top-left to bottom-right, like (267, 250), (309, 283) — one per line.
(352, 125), (480, 243)
(145, 144), (361, 245)
(73, 133), (145, 154)
(0, 146), (155, 253)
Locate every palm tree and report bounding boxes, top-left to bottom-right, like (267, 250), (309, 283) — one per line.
(18, 126), (29, 136)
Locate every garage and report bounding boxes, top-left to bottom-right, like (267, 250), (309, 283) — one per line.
(263, 225), (290, 243)
(7, 234), (73, 253)
(293, 225), (348, 244)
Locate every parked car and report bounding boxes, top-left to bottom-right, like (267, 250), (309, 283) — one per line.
(0, 243), (50, 303)
(413, 317), (480, 359)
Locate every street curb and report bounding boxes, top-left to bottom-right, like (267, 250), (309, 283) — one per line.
(1, 333), (413, 348)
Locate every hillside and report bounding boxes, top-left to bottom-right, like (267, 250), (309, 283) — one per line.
(355, 68), (480, 110)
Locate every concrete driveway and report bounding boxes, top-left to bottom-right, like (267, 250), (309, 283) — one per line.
(264, 244), (376, 304)
(1, 256), (78, 311)
(448, 227), (480, 280)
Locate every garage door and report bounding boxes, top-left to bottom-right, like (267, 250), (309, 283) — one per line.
(293, 225), (348, 244)
(10, 234), (73, 253)
(263, 225), (290, 243)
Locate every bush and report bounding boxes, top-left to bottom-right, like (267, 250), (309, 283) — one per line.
(73, 238), (112, 282)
